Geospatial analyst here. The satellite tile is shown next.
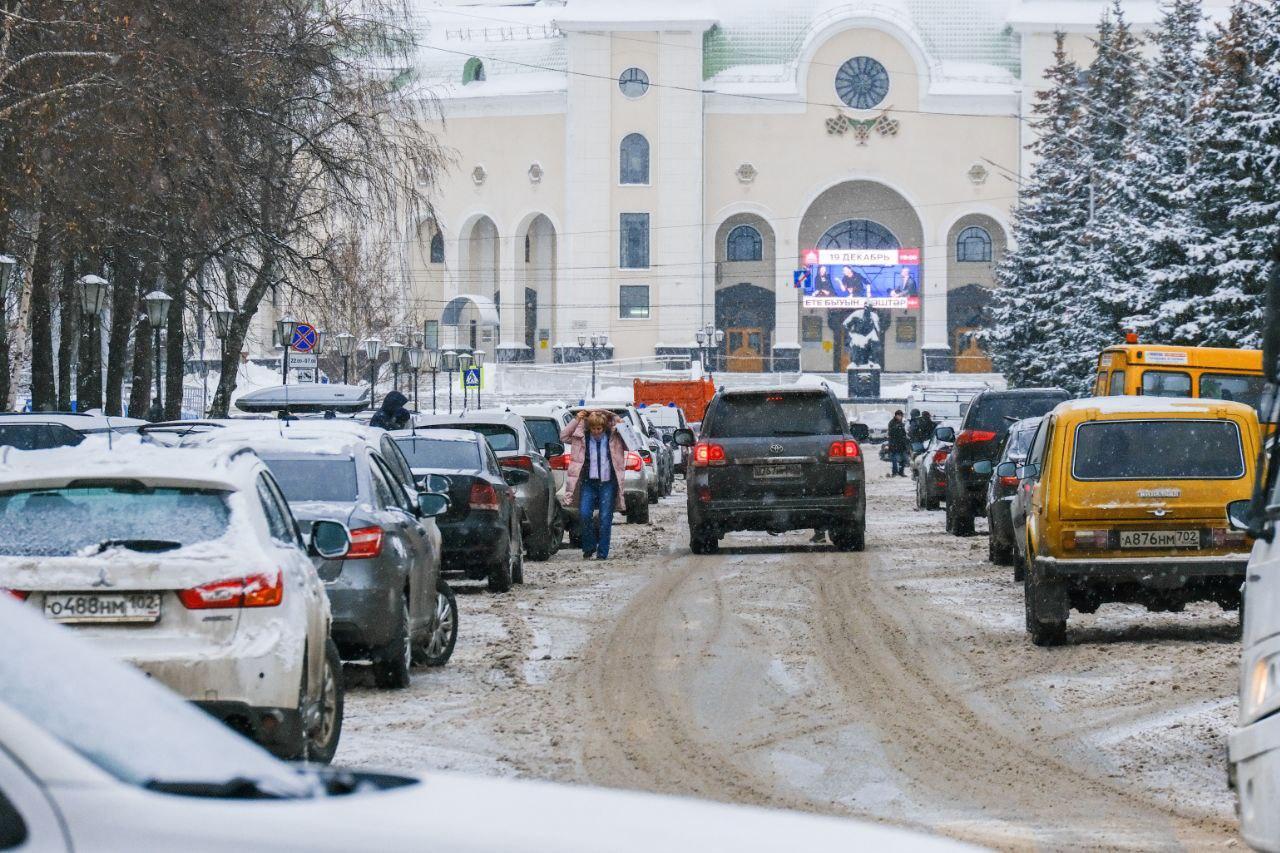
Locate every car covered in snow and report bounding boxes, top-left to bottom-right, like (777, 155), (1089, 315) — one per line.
(1019, 397), (1258, 646)
(0, 437), (349, 761)
(0, 411), (147, 449)
(0, 594), (970, 852)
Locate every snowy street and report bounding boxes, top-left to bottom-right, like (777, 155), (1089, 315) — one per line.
(337, 454), (1242, 850)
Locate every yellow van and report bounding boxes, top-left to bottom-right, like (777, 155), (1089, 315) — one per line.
(1018, 396), (1258, 646)
(1093, 344), (1265, 412)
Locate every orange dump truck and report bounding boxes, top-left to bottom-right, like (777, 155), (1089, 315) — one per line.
(633, 377), (716, 424)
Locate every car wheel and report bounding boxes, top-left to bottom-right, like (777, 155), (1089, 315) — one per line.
(1024, 564), (1068, 647)
(511, 522), (525, 585)
(489, 521), (518, 592)
(417, 579), (458, 667)
(690, 525), (719, 554)
(304, 639), (344, 764)
(988, 522), (1013, 565)
(526, 512), (555, 563)
(1012, 546), (1026, 583)
(952, 499), (975, 537)
(549, 508), (565, 554)
(372, 597), (412, 689)
(944, 499), (956, 533)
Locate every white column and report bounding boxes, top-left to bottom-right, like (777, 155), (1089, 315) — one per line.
(920, 213), (950, 370)
(497, 232), (526, 361)
(772, 225), (801, 371)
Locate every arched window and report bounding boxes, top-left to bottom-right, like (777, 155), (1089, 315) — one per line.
(619, 133), (649, 185)
(726, 225), (762, 262)
(956, 226), (992, 262)
(463, 57), (485, 84)
(818, 219), (899, 250)
(429, 231), (444, 264)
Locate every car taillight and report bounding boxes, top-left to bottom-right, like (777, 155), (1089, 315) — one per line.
(624, 451), (644, 472)
(933, 450), (949, 465)
(998, 475), (1019, 488)
(501, 455), (533, 470)
(956, 429), (998, 447)
(179, 571), (283, 609)
(469, 481), (501, 511)
(1, 588), (29, 601)
(1211, 528), (1249, 548)
(1064, 530), (1110, 551)
(549, 453), (570, 471)
(346, 526), (385, 559)
(692, 442), (725, 467)
(828, 440), (860, 461)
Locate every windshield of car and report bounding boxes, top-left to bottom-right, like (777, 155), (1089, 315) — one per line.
(260, 457), (358, 502)
(522, 418), (561, 451)
(423, 423), (519, 453)
(0, 486), (231, 557)
(0, 423), (84, 449)
(966, 395), (1065, 435)
(1199, 373), (1264, 412)
(393, 436), (480, 470)
(1003, 423), (1039, 460)
(704, 393), (844, 438)
(0, 597), (314, 798)
(1141, 370), (1191, 398)
(1072, 419), (1245, 480)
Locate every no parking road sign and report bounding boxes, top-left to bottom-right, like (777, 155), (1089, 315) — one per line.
(462, 366), (482, 389)
(291, 323), (317, 352)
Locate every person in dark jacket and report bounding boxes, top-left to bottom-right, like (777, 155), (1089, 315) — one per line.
(886, 410), (909, 477)
(370, 390), (411, 431)
(912, 410), (936, 444)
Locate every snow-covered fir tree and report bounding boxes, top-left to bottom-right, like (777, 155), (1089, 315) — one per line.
(988, 33), (1091, 392)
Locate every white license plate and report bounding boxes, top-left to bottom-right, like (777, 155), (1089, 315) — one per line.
(1119, 530), (1200, 549)
(44, 592), (162, 623)
(754, 464), (801, 479)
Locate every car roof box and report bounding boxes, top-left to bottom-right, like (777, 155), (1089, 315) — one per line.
(235, 384), (370, 415)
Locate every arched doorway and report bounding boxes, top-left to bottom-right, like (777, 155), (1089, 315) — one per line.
(457, 216), (499, 352)
(798, 181), (924, 372)
(948, 283), (994, 373)
(519, 214), (556, 362)
(716, 283), (775, 372)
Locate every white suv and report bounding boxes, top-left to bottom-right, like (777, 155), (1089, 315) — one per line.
(0, 436), (349, 762)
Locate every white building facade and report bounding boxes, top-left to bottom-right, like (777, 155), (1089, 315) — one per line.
(399, 0), (1226, 374)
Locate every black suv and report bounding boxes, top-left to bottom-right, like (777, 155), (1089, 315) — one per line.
(674, 387), (867, 553)
(941, 388), (1069, 537)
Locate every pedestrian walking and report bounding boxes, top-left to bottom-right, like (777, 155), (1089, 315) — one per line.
(369, 390), (411, 430)
(886, 410), (910, 477)
(560, 410), (627, 560)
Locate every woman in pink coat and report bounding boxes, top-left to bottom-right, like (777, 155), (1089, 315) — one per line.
(560, 410), (627, 560)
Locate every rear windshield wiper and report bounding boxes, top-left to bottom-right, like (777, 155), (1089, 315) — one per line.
(145, 776), (299, 800)
(94, 539), (183, 554)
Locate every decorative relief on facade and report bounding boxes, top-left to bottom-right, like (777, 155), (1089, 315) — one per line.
(735, 163), (757, 184)
(967, 163), (989, 185)
(471, 165), (487, 185)
(824, 110), (900, 145)
(528, 162), (544, 184)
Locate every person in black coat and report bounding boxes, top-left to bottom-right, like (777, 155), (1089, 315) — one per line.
(886, 410), (910, 477)
(370, 390), (411, 431)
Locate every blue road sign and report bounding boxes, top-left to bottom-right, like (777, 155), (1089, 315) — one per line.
(291, 323), (317, 352)
(462, 367), (481, 389)
(793, 269), (810, 290)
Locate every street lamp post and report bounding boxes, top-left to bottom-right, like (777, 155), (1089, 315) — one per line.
(387, 340), (404, 393)
(578, 333), (607, 399)
(277, 315), (298, 385)
(313, 329), (326, 384)
(458, 352), (473, 410)
(334, 332), (356, 384)
(77, 275), (109, 411)
(406, 346), (423, 411)
(143, 291), (172, 419)
(473, 349), (485, 409)
(426, 348), (440, 414)
(442, 350), (458, 414)
(363, 336), (383, 401)
(694, 323), (724, 374)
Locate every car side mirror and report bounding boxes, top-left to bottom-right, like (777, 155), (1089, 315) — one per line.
(544, 442), (564, 458)
(309, 520), (350, 560)
(934, 426), (955, 442)
(1017, 462), (1040, 480)
(972, 460), (994, 476)
(850, 423), (871, 442)
(504, 468), (530, 486)
(673, 428), (696, 447)
(995, 461), (1018, 479)
(425, 473), (452, 494)
(417, 492), (450, 518)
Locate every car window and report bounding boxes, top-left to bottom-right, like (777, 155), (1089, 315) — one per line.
(380, 436), (417, 490)
(1109, 371), (1126, 396)
(394, 435), (480, 470)
(1072, 419), (1245, 480)
(423, 423), (519, 453)
(484, 443), (504, 476)
(0, 423), (84, 450)
(1199, 373), (1264, 411)
(523, 418), (561, 452)
(260, 456), (358, 503)
(1026, 419), (1050, 477)
(0, 485), (231, 557)
(965, 395), (1066, 434)
(1003, 424), (1037, 461)
(372, 455), (413, 513)
(255, 474), (297, 545)
(366, 456), (399, 510)
(703, 393), (844, 438)
(1141, 370), (1191, 398)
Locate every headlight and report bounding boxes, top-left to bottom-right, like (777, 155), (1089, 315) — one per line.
(1243, 649), (1280, 725)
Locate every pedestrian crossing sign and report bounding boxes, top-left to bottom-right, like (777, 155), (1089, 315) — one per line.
(462, 367), (482, 389)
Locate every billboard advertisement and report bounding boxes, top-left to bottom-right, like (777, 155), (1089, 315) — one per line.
(799, 247), (921, 310)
